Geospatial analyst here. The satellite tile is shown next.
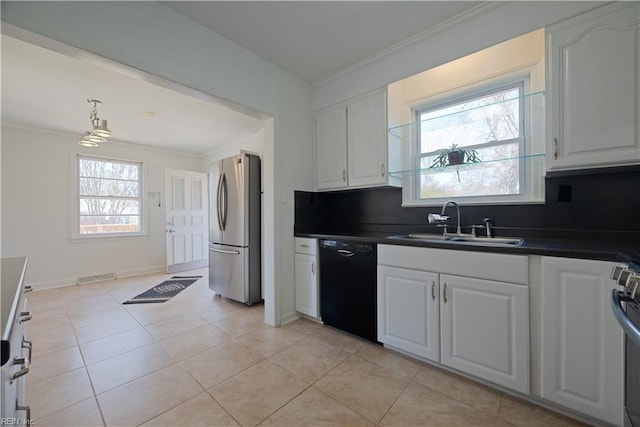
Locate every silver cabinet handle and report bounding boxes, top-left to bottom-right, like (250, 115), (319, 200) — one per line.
(311, 262), (315, 274)
(300, 244), (309, 248)
(553, 137), (558, 160)
(342, 169), (346, 182)
(20, 312), (32, 323)
(15, 403), (30, 425)
(23, 339), (33, 362)
(431, 281), (436, 301)
(381, 163), (385, 177)
(443, 283), (448, 304)
(24, 285), (33, 293)
(11, 357), (30, 380)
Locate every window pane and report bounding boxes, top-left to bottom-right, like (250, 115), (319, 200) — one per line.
(173, 177), (185, 210)
(419, 87), (520, 154)
(80, 198), (140, 216)
(191, 179), (202, 210)
(79, 159), (140, 180)
(79, 215), (140, 234)
(79, 177), (140, 197)
(419, 143), (520, 198)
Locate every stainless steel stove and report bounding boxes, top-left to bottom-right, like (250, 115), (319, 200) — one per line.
(611, 257), (640, 427)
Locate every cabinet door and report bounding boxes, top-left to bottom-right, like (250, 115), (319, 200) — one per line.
(316, 106), (348, 190)
(377, 266), (440, 362)
(547, 3), (640, 170)
(295, 253), (319, 318)
(540, 257), (623, 425)
(440, 274), (529, 394)
(347, 90), (388, 187)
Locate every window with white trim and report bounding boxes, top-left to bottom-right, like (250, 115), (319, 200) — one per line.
(76, 155), (143, 236)
(409, 80), (544, 205)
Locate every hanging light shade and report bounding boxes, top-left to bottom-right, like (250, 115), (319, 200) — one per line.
(79, 99), (113, 147)
(79, 131), (105, 147)
(93, 119), (112, 138)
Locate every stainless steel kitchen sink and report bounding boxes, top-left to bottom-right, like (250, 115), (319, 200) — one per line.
(388, 233), (524, 247)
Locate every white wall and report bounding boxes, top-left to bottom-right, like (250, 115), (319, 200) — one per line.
(395, 29), (544, 105)
(0, 2), (314, 326)
(312, 2), (603, 110)
(200, 129), (265, 168)
(1, 125), (202, 288)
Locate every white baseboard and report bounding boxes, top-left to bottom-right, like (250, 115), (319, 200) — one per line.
(117, 265), (166, 279)
(29, 277), (78, 291)
(27, 264), (167, 291)
(167, 259), (208, 274)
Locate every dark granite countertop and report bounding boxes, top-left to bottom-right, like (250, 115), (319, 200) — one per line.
(295, 231), (639, 263)
(2, 257), (28, 342)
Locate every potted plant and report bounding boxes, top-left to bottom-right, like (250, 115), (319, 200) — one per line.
(430, 144), (481, 168)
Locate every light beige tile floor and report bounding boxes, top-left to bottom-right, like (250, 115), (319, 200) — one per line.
(25, 268), (590, 426)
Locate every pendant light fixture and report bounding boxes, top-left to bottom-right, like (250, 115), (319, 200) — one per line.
(79, 99), (113, 147)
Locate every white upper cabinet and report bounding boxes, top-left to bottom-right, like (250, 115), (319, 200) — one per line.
(315, 106), (348, 189)
(547, 3), (640, 171)
(315, 89), (399, 190)
(347, 90), (388, 187)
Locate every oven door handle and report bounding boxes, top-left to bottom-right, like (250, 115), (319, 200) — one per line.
(611, 289), (640, 348)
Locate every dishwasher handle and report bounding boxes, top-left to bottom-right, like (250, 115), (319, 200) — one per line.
(337, 249), (355, 257)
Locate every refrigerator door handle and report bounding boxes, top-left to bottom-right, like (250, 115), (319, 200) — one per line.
(209, 246), (240, 255)
(216, 174), (224, 231)
(221, 173), (228, 230)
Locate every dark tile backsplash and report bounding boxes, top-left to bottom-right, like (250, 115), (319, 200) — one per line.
(295, 168), (640, 242)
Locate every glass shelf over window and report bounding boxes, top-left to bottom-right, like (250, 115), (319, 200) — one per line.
(388, 153), (545, 179)
(388, 91), (545, 140)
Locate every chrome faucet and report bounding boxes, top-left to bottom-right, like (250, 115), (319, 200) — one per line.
(483, 217), (493, 238)
(428, 200), (462, 236)
(441, 200), (462, 235)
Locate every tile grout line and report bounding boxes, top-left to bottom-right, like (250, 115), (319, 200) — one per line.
(354, 352), (416, 426)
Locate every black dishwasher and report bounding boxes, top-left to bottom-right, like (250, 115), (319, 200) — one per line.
(319, 240), (377, 342)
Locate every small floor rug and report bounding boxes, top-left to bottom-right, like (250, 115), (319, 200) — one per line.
(123, 276), (202, 304)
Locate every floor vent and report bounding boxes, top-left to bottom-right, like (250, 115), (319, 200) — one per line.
(77, 273), (116, 285)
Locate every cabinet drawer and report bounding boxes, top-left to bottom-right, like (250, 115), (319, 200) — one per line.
(295, 238), (317, 255)
(378, 244), (528, 285)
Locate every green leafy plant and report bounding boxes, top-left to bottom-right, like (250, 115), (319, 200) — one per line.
(430, 144), (481, 168)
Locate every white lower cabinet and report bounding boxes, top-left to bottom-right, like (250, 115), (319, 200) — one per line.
(377, 244), (530, 394)
(378, 266), (440, 361)
(540, 256), (623, 426)
(294, 238), (319, 319)
(440, 274), (529, 394)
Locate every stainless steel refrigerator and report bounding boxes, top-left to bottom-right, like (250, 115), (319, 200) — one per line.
(209, 152), (261, 305)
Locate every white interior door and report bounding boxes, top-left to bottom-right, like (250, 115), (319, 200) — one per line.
(166, 169), (209, 273)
